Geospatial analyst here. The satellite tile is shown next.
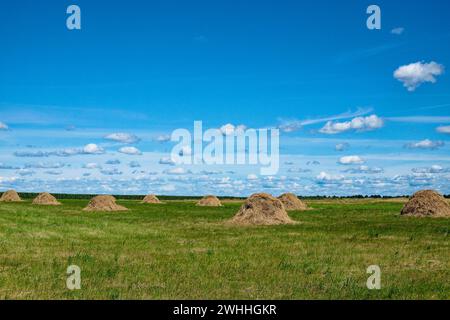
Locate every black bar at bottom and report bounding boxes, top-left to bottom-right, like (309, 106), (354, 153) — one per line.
(0, 300), (447, 319)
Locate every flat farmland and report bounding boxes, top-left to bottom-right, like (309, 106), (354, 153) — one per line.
(0, 199), (448, 299)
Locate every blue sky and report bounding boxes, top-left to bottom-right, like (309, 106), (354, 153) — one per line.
(1, 0), (450, 196)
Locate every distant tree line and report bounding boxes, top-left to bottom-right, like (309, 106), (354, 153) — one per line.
(12, 193), (247, 201)
(4, 192), (449, 200)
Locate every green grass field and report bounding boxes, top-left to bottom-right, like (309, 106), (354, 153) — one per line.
(0, 199), (449, 300)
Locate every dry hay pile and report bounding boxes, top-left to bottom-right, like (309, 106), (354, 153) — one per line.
(278, 193), (308, 211)
(32, 192), (61, 206)
(142, 194), (162, 204)
(230, 193), (296, 226)
(83, 195), (128, 212)
(0, 190), (22, 202)
(401, 190), (450, 217)
(197, 195), (222, 207)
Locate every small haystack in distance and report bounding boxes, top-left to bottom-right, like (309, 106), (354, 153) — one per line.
(197, 195), (222, 207)
(278, 193), (308, 211)
(401, 190), (450, 217)
(142, 194), (162, 204)
(230, 193), (295, 226)
(0, 190), (22, 202)
(83, 195), (128, 212)
(32, 192), (61, 206)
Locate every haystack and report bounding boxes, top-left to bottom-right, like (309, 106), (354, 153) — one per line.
(230, 193), (295, 225)
(0, 190), (22, 202)
(33, 192), (61, 206)
(278, 193), (308, 211)
(197, 195), (222, 207)
(83, 195), (128, 212)
(142, 194), (162, 204)
(401, 190), (450, 217)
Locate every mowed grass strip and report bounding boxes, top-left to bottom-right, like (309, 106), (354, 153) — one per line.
(0, 199), (448, 299)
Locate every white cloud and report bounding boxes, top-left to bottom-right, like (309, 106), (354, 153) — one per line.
(316, 171), (331, 181)
(14, 151), (53, 158)
(200, 170), (222, 175)
(319, 115), (383, 134)
(430, 165), (444, 173)
(100, 168), (123, 176)
(83, 163), (102, 169)
(220, 124), (247, 136)
(164, 167), (191, 175)
(60, 148), (85, 156)
(391, 27), (404, 35)
(155, 134), (171, 143)
(338, 155), (365, 165)
(287, 168), (311, 173)
(392, 173), (434, 187)
(16, 169), (35, 176)
(105, 159), (121, 165)
(83, 144), (105, 154)
(159, 157), (175, 165)
(247, 174), (259, 180)
(0, 122), (8, 130)
(279, 108), (372, 133)
(405, 139), (445, 150)
(45, 170), (63, 175)
(0, 163), (21, 170)
(0, 176), (17, 183)
(14, 144), (105, 157)
(394, 61), (444, 91)
(118, 146), (142, 155)
(24, 162), (65, 169)
(104, 133), (140, 144)
(437, 126), (450, 134)
(412, 165), (448, 174)
(316, 171), (344, 182)
(335, 143), (350, 151)
(344, 165), (383, 174)
(129, 161), (141, 168)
